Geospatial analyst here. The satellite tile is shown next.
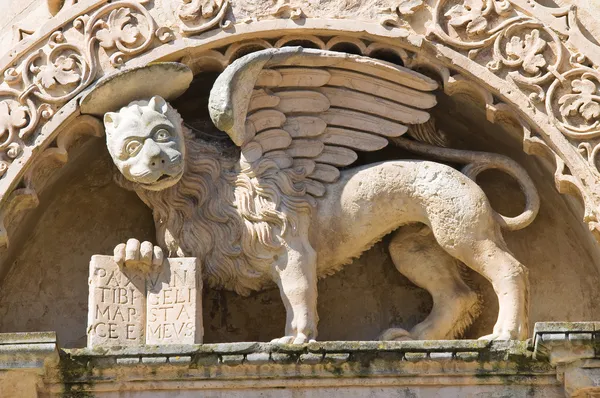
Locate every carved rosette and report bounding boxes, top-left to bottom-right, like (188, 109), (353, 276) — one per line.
(547, 68), (600, 141)
(543, 67), (600, 173)
(488, 21), (562, 101)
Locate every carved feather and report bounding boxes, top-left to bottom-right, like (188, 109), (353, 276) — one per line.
(322, 127), (389, 151)
(256, 70), (283, 87)
(247, 109), (286, 132)
(248, 89), (279, 113)
(275, 91), (330, 113)
(309, 164), (340, 182)
(264, 150), (293, 169)
(325, 69), (437, 109)
(283, 116), (327, 138)
(321, 109), (407, 137)
(287, 139), (325, 158)
(254, 129), (292, 152)
(305, 180), (327, 197)
(315, 87), (430, 124)
(209, 47), (438, 199)
(315, 146), (358, 166)
(274, 68), (331, 87)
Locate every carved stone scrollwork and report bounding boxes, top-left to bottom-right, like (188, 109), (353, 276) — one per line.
(488, 22), (562, 101)
(0, 1), (162, 174)
(547, 68), (600, 141)
(545, 67), (600, 176)
(430, 0), (519, 49)
(0, 90), (38, 175)
(431, 1), (562, 101)
(427, 0), (600, 236)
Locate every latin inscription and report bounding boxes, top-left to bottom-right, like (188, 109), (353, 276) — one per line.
(146, 259), (202, 344)
(87, 256), (145, 347)
(87, 256), (202, 348)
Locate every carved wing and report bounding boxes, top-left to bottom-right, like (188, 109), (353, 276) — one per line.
(209, 47), (438, 197)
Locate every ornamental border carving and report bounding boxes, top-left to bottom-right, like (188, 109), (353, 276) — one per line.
(0, 0), (600, 255)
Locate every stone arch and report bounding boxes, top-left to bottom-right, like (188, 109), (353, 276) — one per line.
(0, 0), (599, 276)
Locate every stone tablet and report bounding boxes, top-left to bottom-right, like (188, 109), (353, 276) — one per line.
(87, 256), (146, 347)
(146, 258), (202, 345)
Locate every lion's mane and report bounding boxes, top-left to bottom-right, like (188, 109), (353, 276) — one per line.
(116, 127), (315, 296)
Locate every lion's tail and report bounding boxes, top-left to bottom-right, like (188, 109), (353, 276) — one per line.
(391, 136), (540, 231)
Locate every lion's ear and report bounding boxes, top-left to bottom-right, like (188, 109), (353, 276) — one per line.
(148, 96), (168, 115)
(104, 112), (120, 135)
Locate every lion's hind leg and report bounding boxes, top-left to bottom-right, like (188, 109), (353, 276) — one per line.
(380, 224), (481, 341)
(456, 236), (529, 340)
(431, 222), (530, 341)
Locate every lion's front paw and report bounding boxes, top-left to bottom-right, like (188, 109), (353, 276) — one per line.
(379, 328), (414, 341)
(271, 333), (316, 345)
(114, 238), (164, 272)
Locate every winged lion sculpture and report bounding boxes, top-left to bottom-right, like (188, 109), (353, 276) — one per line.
(100, 47), (539, 343)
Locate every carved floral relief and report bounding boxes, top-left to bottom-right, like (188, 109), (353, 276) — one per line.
(0, 1), (166, 177)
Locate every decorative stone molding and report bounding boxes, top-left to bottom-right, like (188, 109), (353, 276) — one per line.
(10, 323), (600, 396)
(3, 324), (600, 396)
(531, 323), (600, 397)
(52, 338), (556, 395)
(0, 332), (59, 398)
(427, 0), (600, 238)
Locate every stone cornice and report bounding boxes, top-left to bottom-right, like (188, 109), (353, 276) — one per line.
(6, 325), (600, 396)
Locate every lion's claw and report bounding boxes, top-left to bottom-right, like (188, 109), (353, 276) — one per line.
(271, 334), (316, 344)
(114, 238), (164, 271)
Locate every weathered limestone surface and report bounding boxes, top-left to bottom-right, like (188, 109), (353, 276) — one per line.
(0, 332), (58, 398)
(1, 0), (600, 396)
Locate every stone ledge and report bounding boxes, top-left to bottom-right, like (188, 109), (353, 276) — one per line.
(8, 324), (600, 395)
(533, 323), (600, 364)
(0, 331), (59, 370)
(57, 339), (553, 386)
(49, 338), (559, 396)
(62, 339), (527, 369)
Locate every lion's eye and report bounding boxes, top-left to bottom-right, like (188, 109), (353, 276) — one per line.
(154, 129), (170, 142)
(125, 140), (142, 157)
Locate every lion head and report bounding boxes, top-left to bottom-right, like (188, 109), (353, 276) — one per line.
(103, 95), (314, 295)
(103, 96), (186, 191)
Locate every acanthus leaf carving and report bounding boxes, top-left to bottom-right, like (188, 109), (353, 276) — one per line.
(34, 55), (82, 90)
(505, 28), (546, 75)
(176, 0), (231, 35)
(546, 68), (600, 140)
(95, 7), (142, 50)
(558, 76), (600, 122)
(445, 0), (488, 36)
